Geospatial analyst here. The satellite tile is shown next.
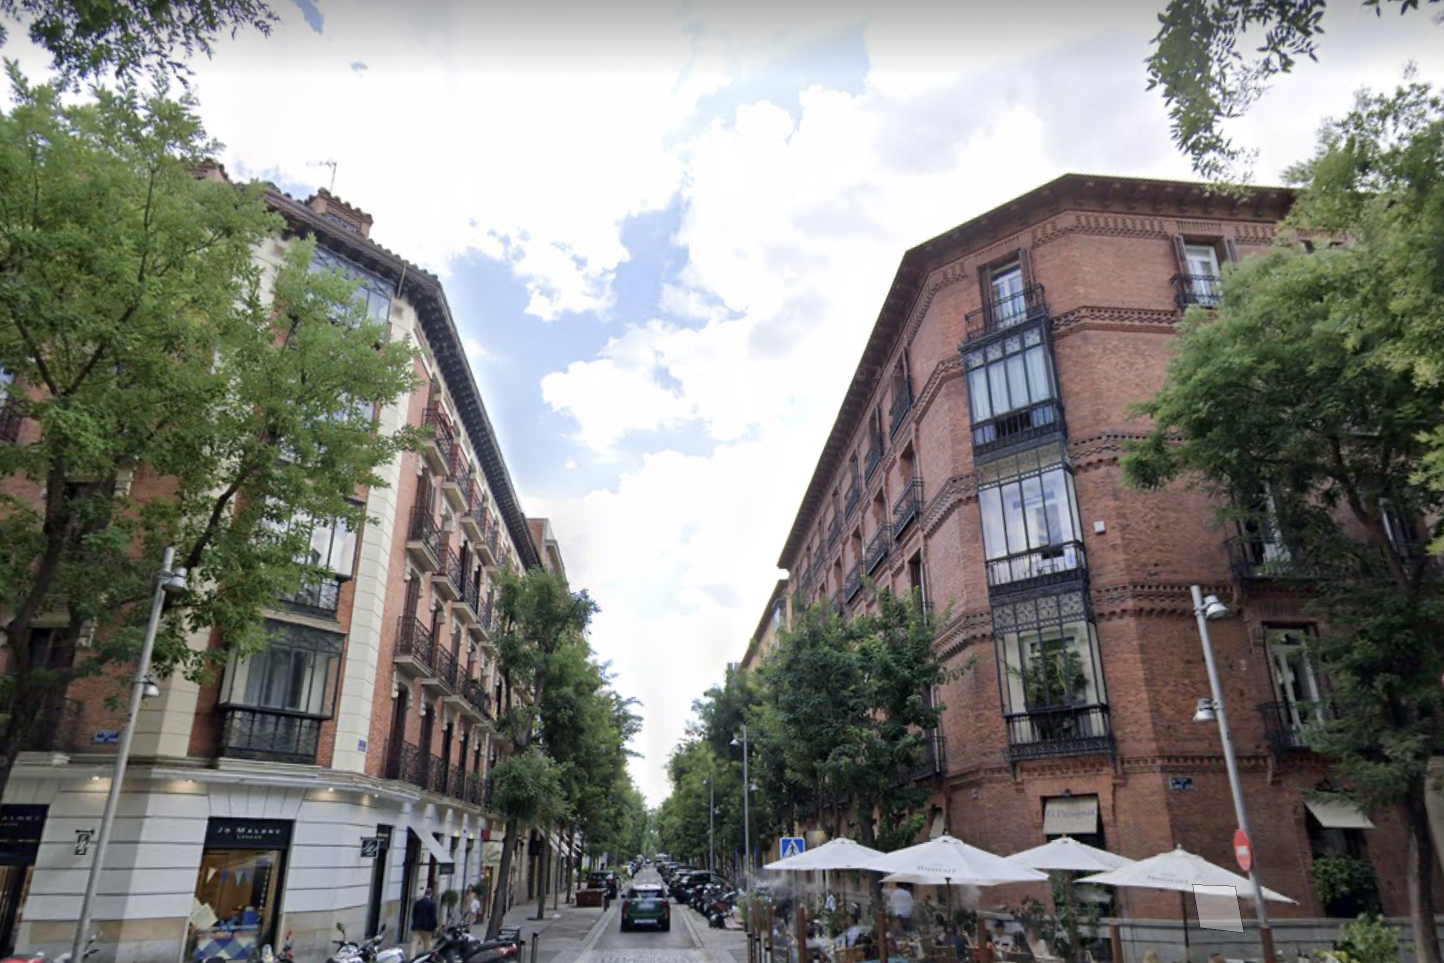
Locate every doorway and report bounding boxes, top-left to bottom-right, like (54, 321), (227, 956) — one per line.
(0, 805), (46, 955)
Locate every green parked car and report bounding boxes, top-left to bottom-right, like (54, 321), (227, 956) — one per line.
(620, 884), (670, 932)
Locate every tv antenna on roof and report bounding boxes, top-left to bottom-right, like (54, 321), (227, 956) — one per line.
(307, 158), (338, 193)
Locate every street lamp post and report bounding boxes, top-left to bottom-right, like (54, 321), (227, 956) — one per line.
(705, 775), (715, 873)
(731, 725), (751, 891)
(1190, 584), (1277, 963)
(71, 548), (187, 963)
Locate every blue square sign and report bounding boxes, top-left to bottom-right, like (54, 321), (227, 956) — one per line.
(779, 837), (806, 859)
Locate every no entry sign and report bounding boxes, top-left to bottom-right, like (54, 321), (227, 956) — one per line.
(1233, 829), (1252, 873)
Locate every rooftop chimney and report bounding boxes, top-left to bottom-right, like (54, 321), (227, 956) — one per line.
(305, 188), (374, 239)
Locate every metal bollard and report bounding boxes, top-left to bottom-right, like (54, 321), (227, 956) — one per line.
(530, 932), (539, 963)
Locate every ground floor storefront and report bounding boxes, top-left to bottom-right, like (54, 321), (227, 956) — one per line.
(0, 754), (521, 963)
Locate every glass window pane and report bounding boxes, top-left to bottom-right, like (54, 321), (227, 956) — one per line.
(1006, 355), (1030, 410)
(1020, 475), (1047, 548)
(968, 368), (992, 421)
(1041, 470), (1074, 543)
(988, 363), (1010, 416)
(1002, 481), (1028, 555)
(979, 486), (1007, 560)
(1025, 347), (1053, 404)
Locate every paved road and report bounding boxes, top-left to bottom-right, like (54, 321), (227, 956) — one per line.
(579, 868), (742, 963)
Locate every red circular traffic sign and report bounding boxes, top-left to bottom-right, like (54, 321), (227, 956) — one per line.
(1233, 829), (1253, 873)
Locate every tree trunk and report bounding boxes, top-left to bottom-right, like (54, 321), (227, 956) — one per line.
(854, 798), (883, 905)
(567, 825), (577, 903)
(1405, 781), (1442, 963)
(535, 832), (550, 920)
(484, 816), (522, 940)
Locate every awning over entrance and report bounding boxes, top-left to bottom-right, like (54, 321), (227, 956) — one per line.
(1043, 795), (1100, 836)
(415, 828), (456, 875)
(1306, 797), (1375, 830)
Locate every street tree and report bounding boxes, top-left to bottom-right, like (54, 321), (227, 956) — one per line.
(0, 68), (417, 803)
(1124, 83), (1444, 963)
(2, 0), (278, 87)
(483, 567), (597, 939)
(761, 588), (948, 897)
(1146, 0), (1439, 180)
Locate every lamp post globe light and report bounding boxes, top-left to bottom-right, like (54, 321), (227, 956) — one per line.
(1190, 585), (1276, 963)
(71, 548), (187, 963)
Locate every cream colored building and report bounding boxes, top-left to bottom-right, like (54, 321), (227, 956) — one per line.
(740, 579), (789, 673)
(1, 185), (544, 963)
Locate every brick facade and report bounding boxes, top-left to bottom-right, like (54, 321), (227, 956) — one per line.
(774, 174), (1425, 923)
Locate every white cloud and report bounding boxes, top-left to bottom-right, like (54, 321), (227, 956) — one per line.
(8, 0), (1439, 807)
(462, 337), (492, 363)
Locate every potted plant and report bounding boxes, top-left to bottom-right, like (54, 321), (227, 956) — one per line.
(1311, 855), (1382, 919)
(439, 888), (461, 922)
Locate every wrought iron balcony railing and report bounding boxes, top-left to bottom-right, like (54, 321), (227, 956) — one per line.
(986, 540), (1088, 594)
(1004, 703), (1114, 763)
(427, 756), (449, 796)
(844, 479), (861, 519)
(1226, 532), (1296, 581)
(892, 478), (923, 539)
(827, 517), (841, 552)
(385, 739), (425, 787)
(898, 729), (946, 785)
(408, 505), (443, 566)
(462, 573), (482, 617)
(220, 707), (323, 765)
(972, 398), (1064, 458)
(0, 397), (21, 444)
(865, 439), (883, 483)
(830, 593), (844, 616)
(964, 284), (1048, 342)
(395, 616), (436, 675)
(865, 527), (890, 574)
(463, 677), (493, 717)
(844, 562), (862, 603)
(423, 404), (456, 469)
(1171, 273), (1223, 311)
(279, 576), (342, 619)
(890, 384), (913, 437)
(1260, 699), (1335, 757)
(435, 643), (459, 689)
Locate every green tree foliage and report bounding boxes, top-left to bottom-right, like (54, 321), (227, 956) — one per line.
(490, 748), (570, 828)
(763, 589), (946, 875)
(1123, 80), (1444, 963)
(1, 0), (278, 86)
(483, 567), (597, 938)
(1145, 0), (1438, 180)
(0, 67), (417, 801)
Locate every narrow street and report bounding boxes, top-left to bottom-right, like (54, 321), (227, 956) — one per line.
(571, 868), (745, 963)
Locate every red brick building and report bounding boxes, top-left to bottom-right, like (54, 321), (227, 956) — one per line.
(774, 174), (1431, 952)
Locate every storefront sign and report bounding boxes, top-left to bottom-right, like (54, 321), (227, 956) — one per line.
(1169, 777), (1194, 792)
(204, 819), (294, 851)
(361, 836), (383, 859)
(0, 805), (47, 865)
(74, 829), (94, 856)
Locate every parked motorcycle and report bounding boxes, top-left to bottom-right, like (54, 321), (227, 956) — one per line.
(706, 890), (737, 929)
(410, 923), (521, 963)
(326, 922), (402, 963)
(1, 932), (100, 963)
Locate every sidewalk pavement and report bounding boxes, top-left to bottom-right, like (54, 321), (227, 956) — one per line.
(677, 903), (751, 963)
(498, 896), (609, 963)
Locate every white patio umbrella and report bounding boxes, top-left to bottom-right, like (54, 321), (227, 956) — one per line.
(1010, 836), (1134, 874)
(875, 835), (1048, 885)
(1009, 837), (1134, 962)
(763, 837), (887, 871)
(1077, 846), (1295, 958)
(877, 835), (1048, 949)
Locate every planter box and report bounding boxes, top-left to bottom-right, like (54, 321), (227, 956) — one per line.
(576, 888), (605, 908)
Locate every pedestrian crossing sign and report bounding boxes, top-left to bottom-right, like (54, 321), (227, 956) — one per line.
(779, 837), (806, 859)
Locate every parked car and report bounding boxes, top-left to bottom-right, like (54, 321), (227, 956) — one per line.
(588, 871), (619, 898)
(619, 885), (671, 932)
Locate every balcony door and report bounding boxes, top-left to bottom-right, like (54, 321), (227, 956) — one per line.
(1268, 627), (1321, 731)
(990, 264), (1026, 326)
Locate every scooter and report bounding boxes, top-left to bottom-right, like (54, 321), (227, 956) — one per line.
(411, 923), (522, 963)
(1, 932), (100, 963)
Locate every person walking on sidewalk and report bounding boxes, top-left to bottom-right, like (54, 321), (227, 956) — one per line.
(465, 886), (483, 935)
(411, 887), (438, 955)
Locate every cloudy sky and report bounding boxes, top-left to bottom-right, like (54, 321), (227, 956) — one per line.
(9, 0), (1441, 804)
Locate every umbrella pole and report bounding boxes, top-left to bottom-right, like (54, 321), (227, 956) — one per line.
(945, 876), (955, 953)
(1065, 871), (1080, 963)
(1179, 891), (1191, 963)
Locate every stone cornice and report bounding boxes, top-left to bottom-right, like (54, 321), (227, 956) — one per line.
(1090, 581), (1233, 620)
(1053, 305), (1181, 338)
